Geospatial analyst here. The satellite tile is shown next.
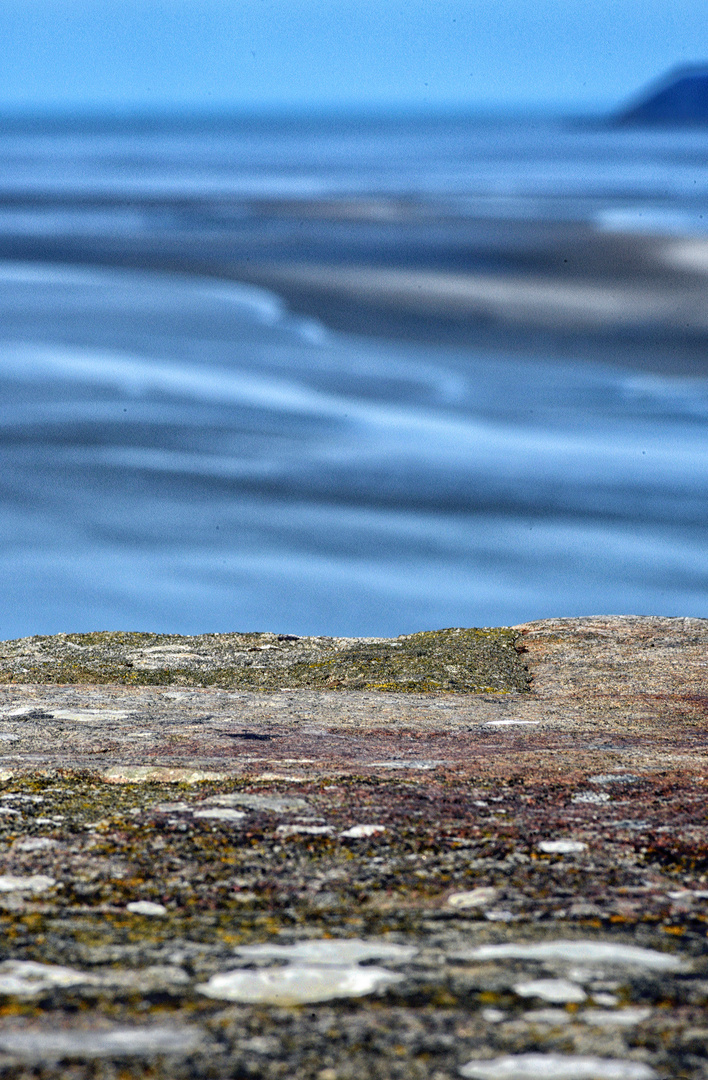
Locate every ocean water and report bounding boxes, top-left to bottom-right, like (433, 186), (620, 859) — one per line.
(1, 113), (708, 637)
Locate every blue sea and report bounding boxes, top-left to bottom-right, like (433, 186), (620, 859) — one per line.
(1, 112), (708, 638)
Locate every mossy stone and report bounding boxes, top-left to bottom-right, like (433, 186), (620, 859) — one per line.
(0, 627), (529, 693)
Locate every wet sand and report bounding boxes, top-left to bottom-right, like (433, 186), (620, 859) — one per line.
(1, 196), (708, 374)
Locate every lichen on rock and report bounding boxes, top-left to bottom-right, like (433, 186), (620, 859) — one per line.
(0, 626), (529, 693)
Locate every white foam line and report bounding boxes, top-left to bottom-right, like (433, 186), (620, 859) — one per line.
(2, 341), (706, 485)
(0, 261), (287, 324)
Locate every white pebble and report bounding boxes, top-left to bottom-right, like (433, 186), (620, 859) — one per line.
(485, 720), (540, 726)
(234, 939), (416, 965)
(126, 901), (167, 917)
(459, 1054), (657, 1080)
(538, 840), (587, 854)
(13, 838), (58, 852)
(370, 760), (445, 769)
(481, 1007), (507, 1023)
(572, 792), (611, 803)
(192, 808), (246, 821)
(581, 1008), (652, 1027)
(50, 709), (130, 723)
(0, 960), (92, 996)
(514, 978), (586, 1004)
(593, 992), (620, 1006)
(340, 824), (386, 838)
(197, 963), (402, 1004)
(0, 961), (190, 999)
(455, 941), (684, 971)
(104, 765), (229, 783)
(667, 888), (708, 900)
(588, 775), (640, 785)
(0, 1025), (202, 1059)
(0, 874), (55, 893)
(523, 1009), (570, 1026)
(205, 793), (309, 813)
(448, 887), (499, 909)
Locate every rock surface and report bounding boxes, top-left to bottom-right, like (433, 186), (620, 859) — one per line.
(0, 616), (703, 1078)
(0, 626), (526, 693)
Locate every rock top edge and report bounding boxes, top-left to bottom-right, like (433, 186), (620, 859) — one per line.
(0, 625), (528, 694)
(0, 615), (705, 694)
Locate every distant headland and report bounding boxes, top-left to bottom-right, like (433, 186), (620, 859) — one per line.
(617, 63), (708, 124)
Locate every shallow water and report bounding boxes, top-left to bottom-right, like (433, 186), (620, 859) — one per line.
(1, 111), (708, 227)
(1, 260), (707, 637)
(1, 113), (708, 637)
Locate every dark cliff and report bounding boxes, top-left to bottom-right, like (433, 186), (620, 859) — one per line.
(617, 64), (708, 124)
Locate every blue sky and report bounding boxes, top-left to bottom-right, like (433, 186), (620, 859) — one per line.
(0, 0), (707, 113)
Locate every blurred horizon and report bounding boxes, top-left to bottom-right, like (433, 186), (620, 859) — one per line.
(0, 102), (601, 124)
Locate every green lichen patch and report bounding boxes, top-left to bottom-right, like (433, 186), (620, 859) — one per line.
(0, 627), (529, 693)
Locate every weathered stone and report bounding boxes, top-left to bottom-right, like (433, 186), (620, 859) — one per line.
(0, 626), (528, 693)
(0, 616), (701, 1078)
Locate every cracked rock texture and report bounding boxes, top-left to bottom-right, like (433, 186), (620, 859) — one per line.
(0, 616), (702, 1079)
